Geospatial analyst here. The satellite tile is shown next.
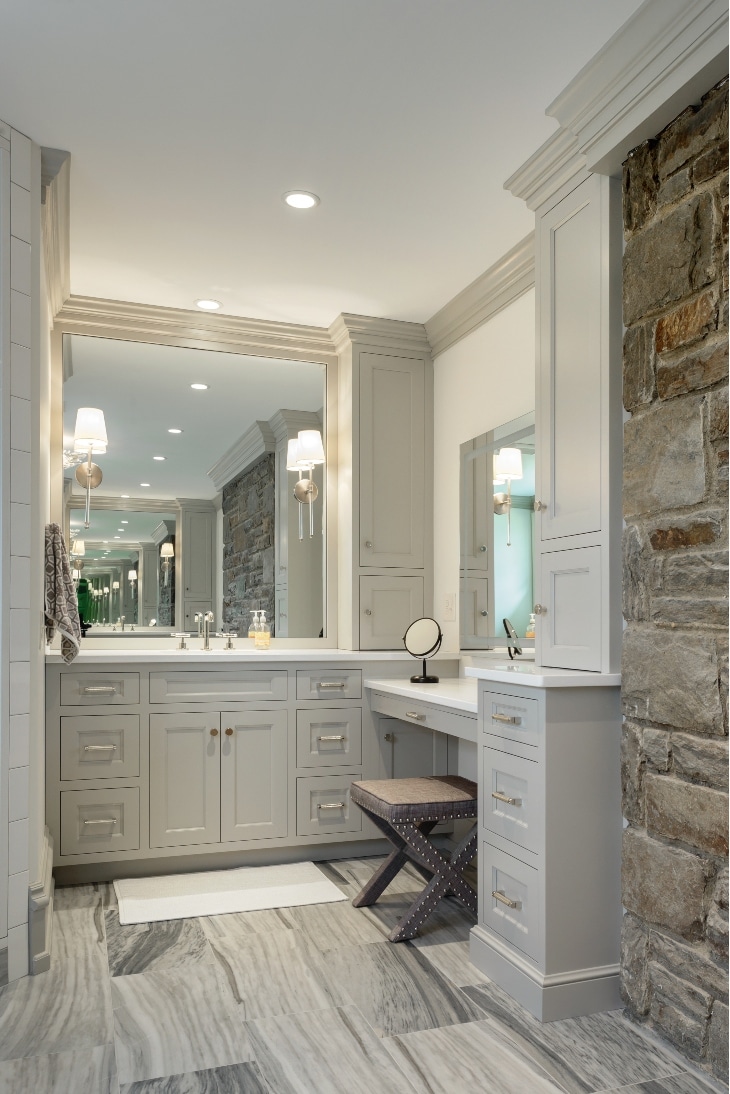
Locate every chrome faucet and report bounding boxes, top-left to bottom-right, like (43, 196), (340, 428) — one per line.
(202, 611), (214, 650)
(118, 615), (125, 632)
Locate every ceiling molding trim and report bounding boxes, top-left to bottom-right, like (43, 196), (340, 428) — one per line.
(329, 313), (432, 357)
(54, 295), (339, 365)
(41, 151), (70, 323)
(268, 408), (322, 446)
(207, 420), (276, 492)
(150, 520), (175, 546)
(425, 233), (535, 358)
(504, 128), (589, 212)
(66, 494), (180, 515)
(547, 0), (729, 175)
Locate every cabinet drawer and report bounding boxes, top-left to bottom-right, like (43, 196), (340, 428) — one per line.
(150, 670), (288, 704)
(61, 715), (140, 781)
(296, 775), (363, 836)
(60, 673), (140, 707)
(60, 787), (140, 855)
(371, 690), (477, 744)
(482, 840), (540, 962)
(296, 709), (362, 768)
(296, 669), (361, 700)
(482, 691), (540, 748)
(482, 746), (541, 856)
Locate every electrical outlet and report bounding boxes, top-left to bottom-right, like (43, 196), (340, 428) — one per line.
(442, 592), (456, 622)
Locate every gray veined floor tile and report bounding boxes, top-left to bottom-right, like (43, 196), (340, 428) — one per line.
(201, 905), (298, 940)
(0, 1043), (118, 1094)
(617, 1072), (729, 1094)
(206, 924), (349, 1021)
(54, 881), (118, 910)
(0, 907), (113, 1062)
(358, 888), (476, 946)
(111, 959), (252, 1086)
(283, 892), (389, 950)
(105, 909), (213, 976)
(385, 1019), (565, 1094)
(407, 938), (491, 988)
(120, 1060), (270, 1093)
(322, 940), (484, 1038)
(463, 981), (688, 1093)
(316, 855), (431, 898)
(247, 1005), (418, 1094)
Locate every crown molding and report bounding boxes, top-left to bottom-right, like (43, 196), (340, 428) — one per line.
(504, 128), (589, 212)
(150, 520), (175, 546)
(207, 420), (276, 491)
(41, 151), (70, 324)
(425, 233), (535, 357)
(54, 295), (338, 365)
(329, 313), (432, 357)
(66, 493), (180, 515)
(268, 408), (322, 445)
(547, 0), (729, 175)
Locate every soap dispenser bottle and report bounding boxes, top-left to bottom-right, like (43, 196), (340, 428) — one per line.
(255, 610), (271, 649)
(248, 611), (259, 643)
(525, 612), (536, 639)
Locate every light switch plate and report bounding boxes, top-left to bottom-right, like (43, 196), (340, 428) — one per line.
(442, 592), (456, 622)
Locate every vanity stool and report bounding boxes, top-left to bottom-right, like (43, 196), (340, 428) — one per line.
(350, 775), (478, 942)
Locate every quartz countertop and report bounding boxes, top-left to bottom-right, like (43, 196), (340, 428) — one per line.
(364, 676), (478, 714)
(45, 647), (436, 664)
(465, 662), (621, 688)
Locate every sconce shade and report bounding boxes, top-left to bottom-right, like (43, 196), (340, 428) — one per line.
(494, 447), (523, 480)
(72, 568), (80, 581)
(160, 543), (174, 559)
(71, 538), (86, 556)
(286, 438), (301, 470)
(128, 569), (137, 581)
(112, 581), (120, 590)
(296, 429), (325, 465)
(73, 408), (108, 454)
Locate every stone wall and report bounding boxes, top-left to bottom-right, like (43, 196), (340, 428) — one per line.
(621, 79), (728, 1082)
(221, 453), (275, 636)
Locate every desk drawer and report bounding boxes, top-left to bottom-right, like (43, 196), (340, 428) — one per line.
(60, 787), (140, 855)
(482, 691), (539, 748)
(61, 715), (140, 781)
(370, 690), (477, 743)
(482, 840), (540, 962)
(482, 746), (541, 856)
(296, 775), (362, 836)
(60, 673), (140, 707)
(150, 670), (287, 704)
(296, 669), (362, 700)
(296, 709), (362, 768)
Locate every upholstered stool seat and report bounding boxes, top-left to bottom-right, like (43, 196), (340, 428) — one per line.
(350, 775), (478, 942)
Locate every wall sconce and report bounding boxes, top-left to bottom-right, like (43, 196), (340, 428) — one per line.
(287, 429), (325, 540)
(493, 447), (523, 547)
(128, 568), (137, 599)
(73, 407), (108, 529)
(160, 542), (174, 586)
(72, 567), (81, 584)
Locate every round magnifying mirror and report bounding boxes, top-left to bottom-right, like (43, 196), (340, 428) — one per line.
(403, 617), (442, 684)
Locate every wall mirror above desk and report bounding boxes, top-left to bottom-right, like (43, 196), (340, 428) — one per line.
(459, 411), (535, 650)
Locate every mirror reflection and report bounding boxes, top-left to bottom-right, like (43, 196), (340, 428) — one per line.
(63, 335), (326, 639)
(459, 412), (535, 650)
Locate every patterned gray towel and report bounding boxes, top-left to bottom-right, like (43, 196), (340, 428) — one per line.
(44, 523), (81, 663)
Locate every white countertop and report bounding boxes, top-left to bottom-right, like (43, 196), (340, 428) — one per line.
(365, 677), (478, 714)
(46, 647), (425, 664)
(465, 663), (621, 688)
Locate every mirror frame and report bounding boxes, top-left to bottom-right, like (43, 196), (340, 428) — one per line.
(51, 298), (340, 647)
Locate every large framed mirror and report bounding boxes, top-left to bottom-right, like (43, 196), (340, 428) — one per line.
(59, 330), (333, 643)
(459, 411), (535, 650)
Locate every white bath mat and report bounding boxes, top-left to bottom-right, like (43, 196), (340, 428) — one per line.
(114, 861), (347, 925)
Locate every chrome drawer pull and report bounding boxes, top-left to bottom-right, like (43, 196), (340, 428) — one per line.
(492, 889), (521, 910)
(406, 712), (426, 721)
(80, 686), (118, 695)
(317, 801), (345, 810)
(83, 744), (117, 752)
(318, 681), (346, 689)
(317, 735), (346, 742)
(83, 817), (118, 826)
(492, 713), (521, 725)
(492, 790), (522, 807)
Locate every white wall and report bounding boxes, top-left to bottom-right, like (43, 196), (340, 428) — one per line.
(432, 290), (535, 656)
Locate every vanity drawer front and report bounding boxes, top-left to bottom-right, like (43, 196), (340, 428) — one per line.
(296, 669), (362, 701)
(60, 673), (140, 707)
(61, 715), (140, 781)
(296, 709), (362, 768)
(60, 787), (140, 855)
(150, 670), (288, 704)
(482, 746), (542, 856)
(482, 840), (541, 962)
(482, 690), (540, 748)
(296, 775), (363, 836)
(371, 690), (477, 743)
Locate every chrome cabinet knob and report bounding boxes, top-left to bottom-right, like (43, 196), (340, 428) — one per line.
(365, 541), (373, 549)
(533, 500), (546, 512)
(533, 604), (547, 615)
(479, 544), (487, 552)
(480, 610), (488, 617)
(364, 608), (372, 616)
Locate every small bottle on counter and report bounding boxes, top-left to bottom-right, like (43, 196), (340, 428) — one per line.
(255, 610), (271, 649)
(525, 612), (536, 639)
(248, 611), (259, 642)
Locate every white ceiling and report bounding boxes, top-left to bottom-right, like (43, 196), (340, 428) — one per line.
(1, 0), (642, 327)
(68, 510), (175, 558)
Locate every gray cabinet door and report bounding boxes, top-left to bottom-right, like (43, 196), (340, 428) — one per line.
(150, 713), (221, 847)
(359, 575), (423, 649)
(220, 710), (288, 842)
(182, 509), (214, 600)
(379, 717), (448, 780)
(538, 545), (602, 671)
(359, 352), (425, 568)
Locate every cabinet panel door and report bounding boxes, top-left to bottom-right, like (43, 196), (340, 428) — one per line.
(182, 510), (214, 599)
(220, 710), (288, 842)
(149, 713), (220, 847)
(359, 352), (425, 568)
(379, 718), (448, 780)
(461, 441), (490, 571)
(459, 574), (491, 644)
(359, 575), (423, 650)
(538, 545), (601, 671)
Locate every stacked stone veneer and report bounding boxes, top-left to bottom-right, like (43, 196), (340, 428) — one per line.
(222, 453), (275, 636)
(621, 79), (729, 1081)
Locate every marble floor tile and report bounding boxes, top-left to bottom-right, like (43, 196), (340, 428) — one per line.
(105, 909), (213, 976)
(407, 938), (490, 988)
(0, 1043), (118, 1094)
(618, 1072), (728, 1093)
(112, 960), (251, 1085)
(385, 1018), (564, 1094)
(207, 925), (349, 1021)
(463, 981), (688, 1093)
(54, 881), (117, 910)
(201, 905), (297, 941)
(121, 1060), (270, 1093)
(358, 888), (476, 946)
(283, 894), (389, 950)
(322, 940), (483, 1038)
(317, 856), (430, 897)
(247, 1005), (418, 1094)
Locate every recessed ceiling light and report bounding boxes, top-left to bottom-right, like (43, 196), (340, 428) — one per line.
(121, 520), (128, 524)
(153, 455), (166, 461)
(114, 536), (121, 540)
(190, 383), (208, 391)
(284, 191), (320, 209)
(121, 494), (130, 498)
(103, 540), (109, 544)
(195, 299), (221, 311)
(168, 428), (182, 434)
(140, 482), (150, 487)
